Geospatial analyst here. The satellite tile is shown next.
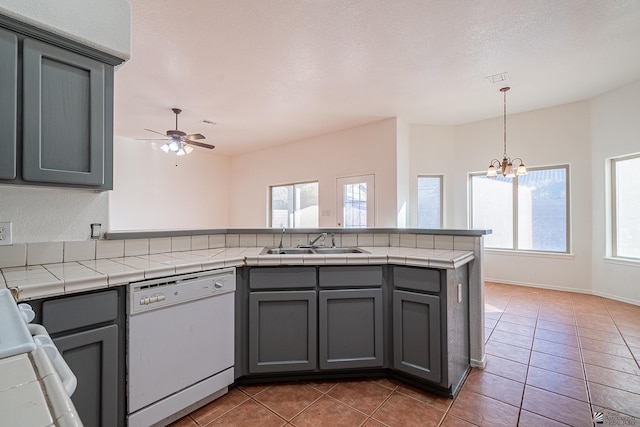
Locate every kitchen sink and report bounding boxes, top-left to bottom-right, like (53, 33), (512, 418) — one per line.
(260, 248), (316, 255)
(260, 247), (368, 255)
(313, 247), (367, 254)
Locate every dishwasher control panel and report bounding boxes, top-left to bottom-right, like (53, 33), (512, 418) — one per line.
(128, 267), (236, 315)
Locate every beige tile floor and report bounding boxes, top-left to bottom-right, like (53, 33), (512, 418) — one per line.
(170, 282), (640, 426)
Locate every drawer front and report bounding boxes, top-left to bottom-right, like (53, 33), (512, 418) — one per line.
(393, 266), (441, 293)
(249, 267), (316, 290)
(319, 266), (383, 288)
(42, 289), (118, 333)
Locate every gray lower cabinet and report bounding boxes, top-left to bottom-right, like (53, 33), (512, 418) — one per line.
(53, 325), (118, 427)
(249, 290), (317, 373)
(240, 264), (469, 396)
(31, 288), (126, 427)
(318, 288), (384, 370)
(392, 290), (441, 383)
(392, 265), (469, 395)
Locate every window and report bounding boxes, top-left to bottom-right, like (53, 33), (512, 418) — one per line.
(612, 154), (640, 259)
(470, 165), (569, 253)
(270, 181), (318, 228)
(336, 175), (375, 228)
(417, 175), (443, 228)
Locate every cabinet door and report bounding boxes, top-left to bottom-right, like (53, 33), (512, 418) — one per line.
(249, 291), (317, 373)
(393, 290), (441, 383)
(53, 324), (118, 427)
(0, 28), (17, 180)
(22, 38), (105, 185)
(319, 289), (383, 370)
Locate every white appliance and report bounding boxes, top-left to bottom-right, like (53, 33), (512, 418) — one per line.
(0, 289), (77, 396)
(127, 268), (236, 427)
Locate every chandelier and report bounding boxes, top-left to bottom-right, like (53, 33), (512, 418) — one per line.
(486, 87), (527, 178)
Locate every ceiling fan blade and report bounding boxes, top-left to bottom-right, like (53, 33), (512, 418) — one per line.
(186, 133), (206, 140)
(144, 128), (168, 137)
(185, 140), (215, 149)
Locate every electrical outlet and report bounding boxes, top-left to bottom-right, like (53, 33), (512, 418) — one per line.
(0, 221), (12, 246)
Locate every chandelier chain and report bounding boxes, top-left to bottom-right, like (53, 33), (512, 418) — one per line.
(503, 87), (508, 158)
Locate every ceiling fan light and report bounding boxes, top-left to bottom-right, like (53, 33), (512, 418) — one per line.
(184, 145), (194, 154)
(176, 147), (186, 156)
(160, 143), (170, 153)
(168, 140), (180, 152)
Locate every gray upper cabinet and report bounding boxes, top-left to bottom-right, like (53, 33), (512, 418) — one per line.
(0, 28), (17, 180)
(22, 39), (106, 185)
(0, 18), (120, 190)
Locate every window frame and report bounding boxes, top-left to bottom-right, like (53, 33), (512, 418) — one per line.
(417, 174), (444, 229)
(336, 174), (376, 228)
(269, 180), (319, 229)
(469, 164), (571, 254)
(611, 153), (640, 260)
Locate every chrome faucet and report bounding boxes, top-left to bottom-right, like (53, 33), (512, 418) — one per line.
(278, 228), (285, 248)
(309, 232), (327, 247)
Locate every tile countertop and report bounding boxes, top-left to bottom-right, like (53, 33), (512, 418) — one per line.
(0, 247), (475, 302)
(0, 349), (82, 427)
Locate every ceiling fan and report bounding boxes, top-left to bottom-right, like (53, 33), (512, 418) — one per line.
(143, 108), (215, 155)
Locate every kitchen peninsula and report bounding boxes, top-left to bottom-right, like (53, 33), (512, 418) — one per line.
(1, 228), (488, 425)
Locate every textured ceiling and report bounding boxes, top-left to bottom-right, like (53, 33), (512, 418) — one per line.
(114, 0), (640, 155)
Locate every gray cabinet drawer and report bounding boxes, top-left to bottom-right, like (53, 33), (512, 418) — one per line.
(42, 289), (118, 333)
(318, 266), (383, 288)
(393, 266), (441, 293)
(249, 267), (316, 289)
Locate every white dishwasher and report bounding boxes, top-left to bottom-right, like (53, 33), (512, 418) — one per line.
(127, 268), (235, 427)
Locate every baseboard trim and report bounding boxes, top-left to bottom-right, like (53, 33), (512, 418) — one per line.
(484, 278), (640, 307)
(470, 356), (486, 369)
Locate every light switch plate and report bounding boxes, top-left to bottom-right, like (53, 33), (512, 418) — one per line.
(0, 222), (12, 246)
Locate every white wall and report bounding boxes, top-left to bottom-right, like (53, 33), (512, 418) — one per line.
(0, 0), (131, 60)
(0, 186), (109, 243)
(453, 101), (594, 294)
(109, 137), (231, 230)
(408, 124), (455, 228)
(396, 119), (411, 227)
(228, 118), (399, 228)
(590, 80), (640, 305)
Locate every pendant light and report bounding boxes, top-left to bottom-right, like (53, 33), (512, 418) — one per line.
(486, 87), (527, 178)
